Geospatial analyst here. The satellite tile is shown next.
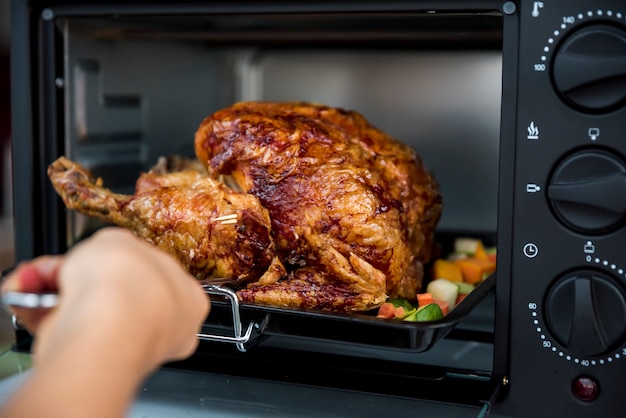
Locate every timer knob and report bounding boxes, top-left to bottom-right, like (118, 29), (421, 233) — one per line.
(545, 271), (626, 357)
(552, 24), (626, 112)
(547, 149), (626, 233)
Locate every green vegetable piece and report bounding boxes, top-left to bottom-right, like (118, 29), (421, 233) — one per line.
(399, 308), (417, 320)
(403, 303), (444, 322)
(389, 298), (415, 312)
(456, 282), (475, 295)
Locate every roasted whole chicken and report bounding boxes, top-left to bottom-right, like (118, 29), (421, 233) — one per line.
(49, 101), (442, 312)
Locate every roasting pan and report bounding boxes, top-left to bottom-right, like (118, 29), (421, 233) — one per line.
(199, 272), (495, 353)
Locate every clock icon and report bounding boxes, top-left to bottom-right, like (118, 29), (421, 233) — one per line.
(523, 243), (539, 258)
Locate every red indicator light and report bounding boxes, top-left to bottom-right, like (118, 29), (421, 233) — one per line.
(572, 376), (599, 402)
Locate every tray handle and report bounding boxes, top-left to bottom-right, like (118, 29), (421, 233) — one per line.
(197, 285), (260, 352)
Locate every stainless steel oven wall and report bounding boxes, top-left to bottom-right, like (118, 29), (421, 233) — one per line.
(61, 19), (237, 239)
(237, 49), (502, 234)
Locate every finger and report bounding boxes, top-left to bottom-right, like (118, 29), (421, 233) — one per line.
(2, 256), (64, 294)
(1, 256), (64, 334)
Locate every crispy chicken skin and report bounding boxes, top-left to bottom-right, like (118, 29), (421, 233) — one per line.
(48, 102), (442, 313)
(48, 156), (275, 284)
(195, 101), (442, 311)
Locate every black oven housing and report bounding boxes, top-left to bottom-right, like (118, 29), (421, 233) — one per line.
(10, 1), (626, 417)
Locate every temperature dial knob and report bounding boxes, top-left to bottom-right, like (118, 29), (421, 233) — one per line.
(545, 270), (626, 357)
(552, 24), (626, 112)
(547, 149), (626, 233)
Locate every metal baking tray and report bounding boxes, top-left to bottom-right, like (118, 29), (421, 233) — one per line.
(199, 272), (495, 353)
(2, 250), (496, 354)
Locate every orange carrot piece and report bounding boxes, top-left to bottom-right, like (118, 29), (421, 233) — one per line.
(455, 258), (496, 284)
(376, 302), (396, 318)
(417, 293), (433, 307)
(393, 306), (406, 318)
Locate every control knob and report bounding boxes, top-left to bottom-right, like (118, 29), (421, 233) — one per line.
(552, 24), (626, 112)
(547, 149), (626, 234)
(545, 270), (626, 357)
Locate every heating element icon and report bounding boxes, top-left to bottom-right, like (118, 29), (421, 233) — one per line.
(527, 121), (539, 139)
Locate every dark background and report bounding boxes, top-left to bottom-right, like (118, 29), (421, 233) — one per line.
(1, 0), (13, 272)
(1, 0), (10, 217)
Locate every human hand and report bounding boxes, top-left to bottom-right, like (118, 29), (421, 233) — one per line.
(1, 227), (210, 374)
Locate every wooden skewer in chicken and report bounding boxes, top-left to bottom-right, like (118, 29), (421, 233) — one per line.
(47, 156), (276, 284)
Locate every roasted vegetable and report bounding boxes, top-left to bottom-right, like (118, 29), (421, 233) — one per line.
(404, 303), (444, 322)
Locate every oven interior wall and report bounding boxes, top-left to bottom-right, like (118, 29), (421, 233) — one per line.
(243, 49), (502, 235)
(61, 17), (502, 242)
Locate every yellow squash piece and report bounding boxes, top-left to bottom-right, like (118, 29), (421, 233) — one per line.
(432, 259), (464, 282)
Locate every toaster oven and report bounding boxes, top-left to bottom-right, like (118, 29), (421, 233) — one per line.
(9, 0), (626, 416)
